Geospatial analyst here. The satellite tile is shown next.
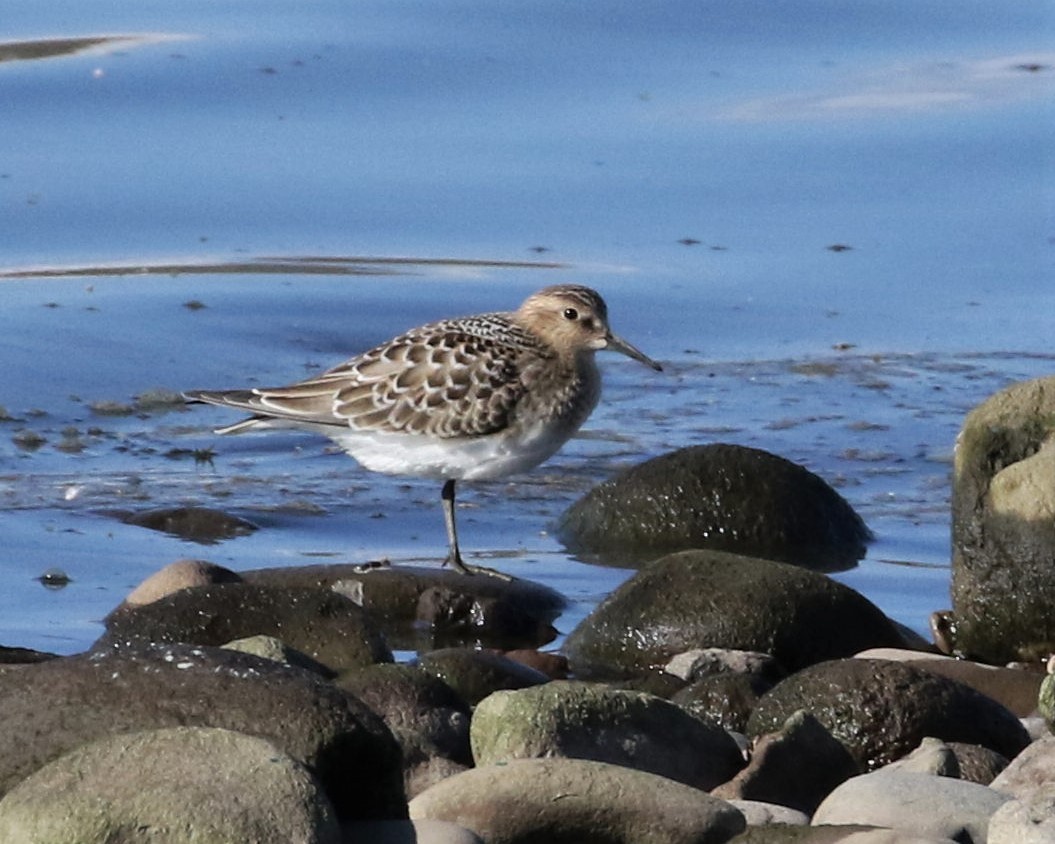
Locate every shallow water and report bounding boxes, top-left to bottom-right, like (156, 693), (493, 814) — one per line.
(1, 2), (1052, 655)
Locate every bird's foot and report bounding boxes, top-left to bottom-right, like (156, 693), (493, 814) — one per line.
(443, 553), (513, 581)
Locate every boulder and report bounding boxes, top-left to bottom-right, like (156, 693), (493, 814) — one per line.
(409, 758), (746, 844)
(665, 648), (783, 683)
(612, 670), (688, 699)
(990, 733), (1055, 799)
(223, 634), (335, 677)
(243, 562), (566, 651)
(557, 444), (871, 571)
(946, 742), (1009, 785)
(123, 558), (243, 606)
(0, 727), (339, 843)
(416, 647), (549, 706)
(98, 582), (392, 673)
(746, 658), (1030, 769)
(0, 646), (58, 665)
(882, 738), (960, 778)
(987, 784), (1055, 844)
(563, 550), (903, 679)
(731, 828), (959, 843)
(812, 770), (1010, 843)
(117, 505), (258, 542)
(855, 648), (1044, 717)
(343, 819), (483, 843)
(951, 376), (1055, 662)
(337, 663), (472, 798)
(499, 648), (570, 679)
(1039, 671), (1055, 732)
(727, 800), (808, 827)
(0, 643), (406, 820)
(471, 681), (743, 791)
(713, 710), (857, 813)
(671, 672), (773, 733)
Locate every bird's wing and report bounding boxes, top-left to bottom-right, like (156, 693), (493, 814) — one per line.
(193, 315), (548, 439)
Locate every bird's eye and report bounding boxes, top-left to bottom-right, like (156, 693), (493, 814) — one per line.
(563, 307), (579, 321)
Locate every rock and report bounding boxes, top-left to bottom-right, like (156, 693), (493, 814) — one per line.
(946, 742), (1009, 785)
(0, 727), (340, 843)
(1039, 671), (1055, 731)
(1023, 715), (1049, 742)
(557, 444), (871, 571)
(123, 558), (242, 606)
(727, 800), (808, 827)
(664, 647), (781, 732)
(98, 582), (392, 673)
(990, 733), (1055, 799)
(563, 550), (903, 679)
(118, 505), (258, 542)
(243, 562), (566, 650)
(712, 710), (857, 814)
(337, 663), (472, 798)
(665, 648), (783, 683)
(499, 648), (570, 679)
(343, 819), (483, 843)
(416, 647), (549, 705)
(812, 770), (1011, 843)
(891, 620), (937, 652)
(731, 828), (960, 843)
(0, 643), (405, 820)
(613, 670), (688, 699)
(0, 646), (58, 665)
(987, 784), (1055, 844)
(409, 757), (746, 844)
(470, 681), (743, 791)
(930, 610), (958, 655)
(746, 659), (1030, 769)
(671, 673), (773, 733)
(882, 738), (960, 778)
(951, 375), (1055, 663)
(856, 647), (1045, 718)
(223, 634), (335, 677)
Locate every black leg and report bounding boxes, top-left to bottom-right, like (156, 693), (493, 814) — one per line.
(439, 479), (512, 580)
(441, 479), (472, 574)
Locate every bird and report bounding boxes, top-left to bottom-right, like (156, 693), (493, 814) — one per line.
(184, 284), (661, 575)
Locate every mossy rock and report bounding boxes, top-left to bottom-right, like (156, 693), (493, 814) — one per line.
(558, 444), (871, 571)
(951, 375), (1055, 663)
(563, 550), (902, 679)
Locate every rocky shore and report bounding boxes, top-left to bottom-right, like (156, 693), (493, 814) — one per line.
(0, 377), (1052, 843)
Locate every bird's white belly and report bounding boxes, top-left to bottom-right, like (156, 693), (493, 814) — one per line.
(328, 421), (571, 482)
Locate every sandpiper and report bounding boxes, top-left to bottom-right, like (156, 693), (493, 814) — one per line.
(185, 284), (661, 574)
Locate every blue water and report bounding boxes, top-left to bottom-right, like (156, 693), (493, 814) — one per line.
(1, 1), (1052, 654)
